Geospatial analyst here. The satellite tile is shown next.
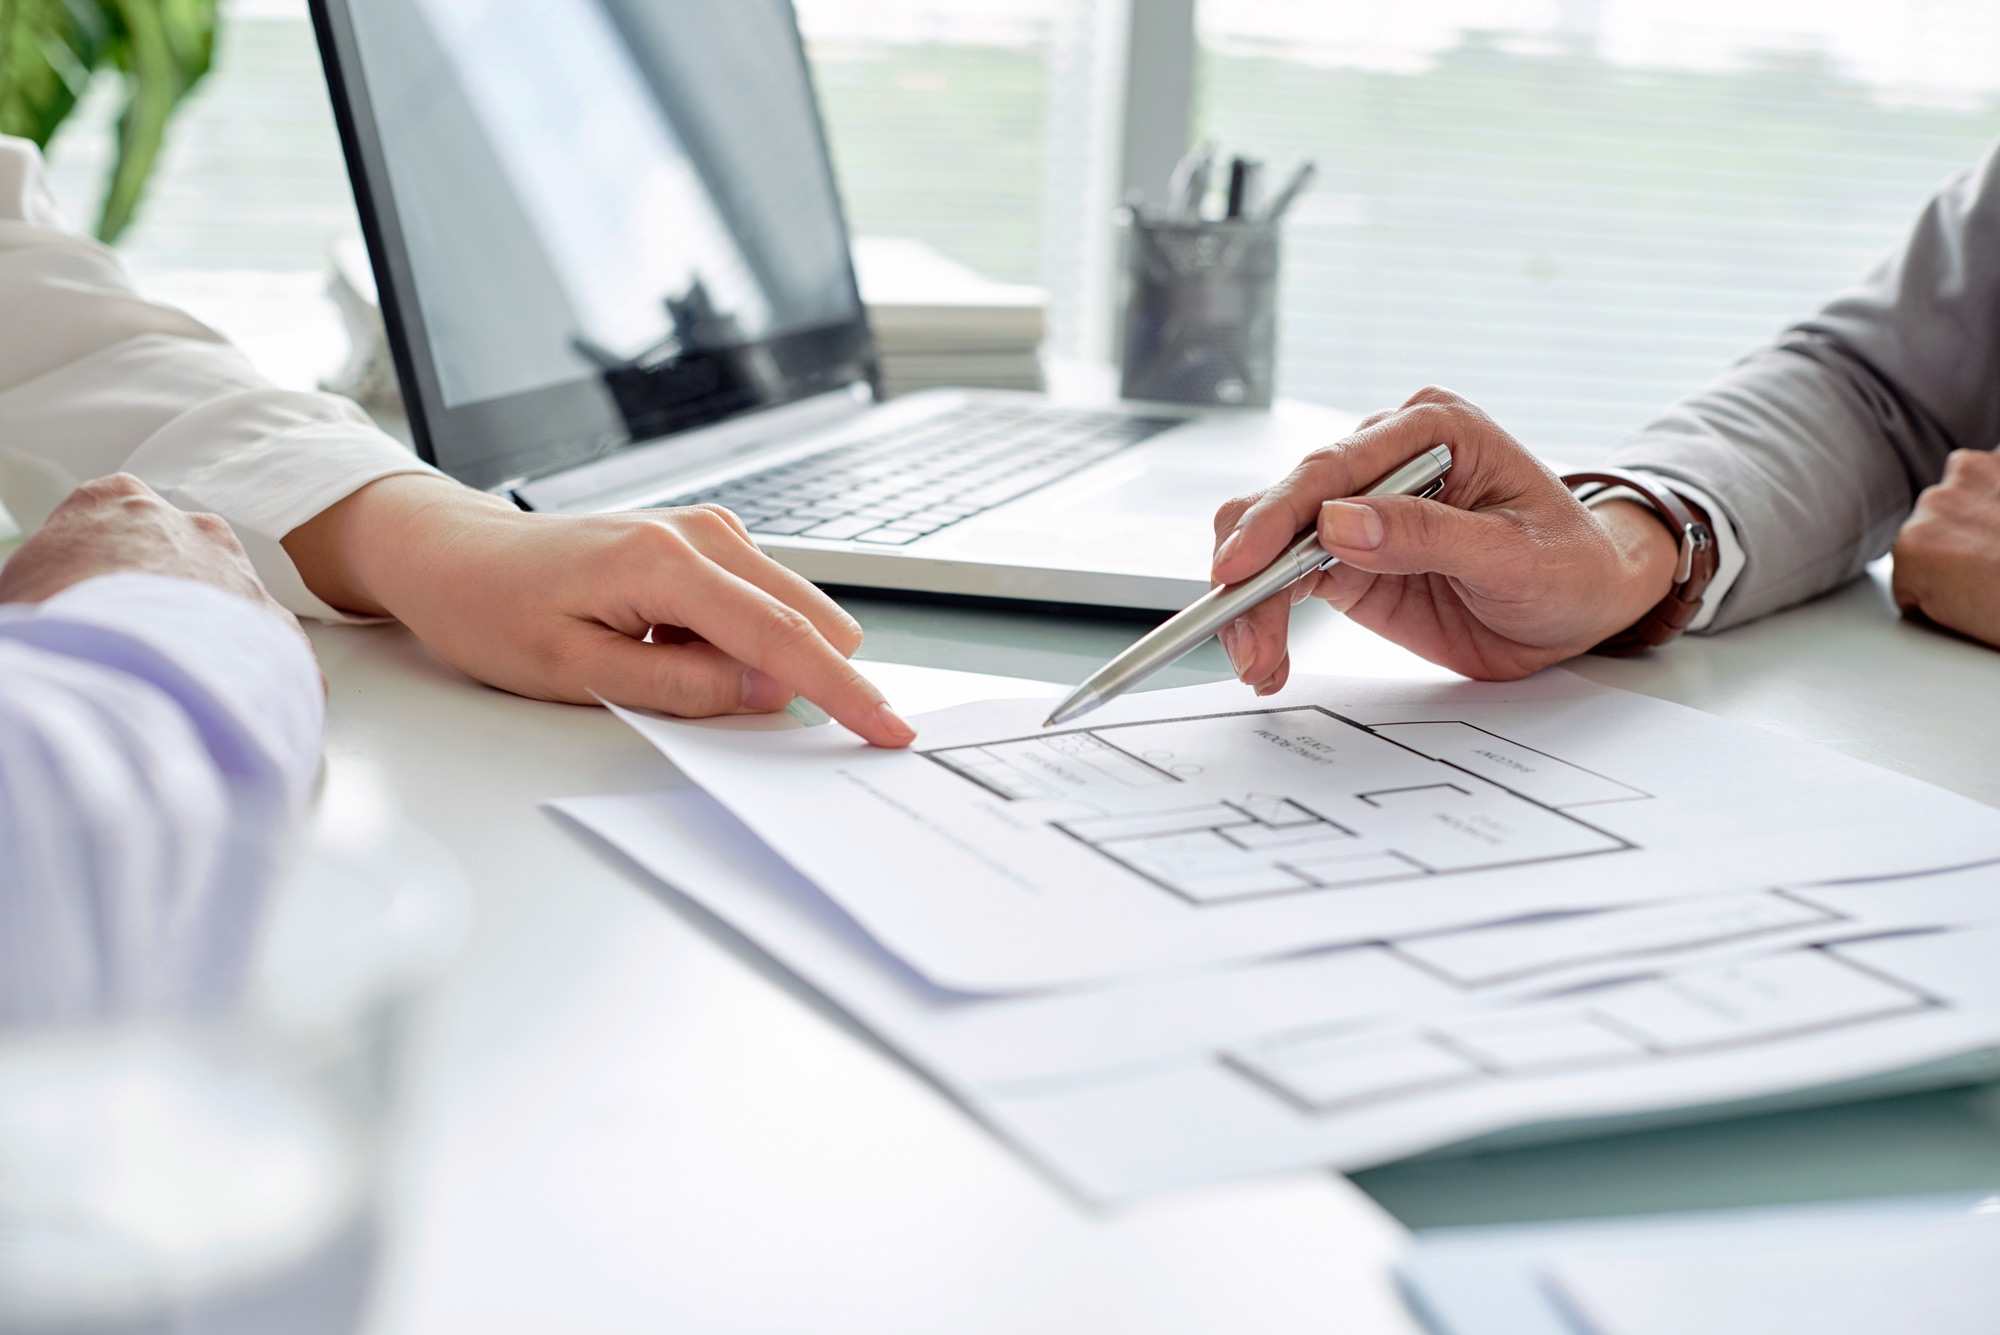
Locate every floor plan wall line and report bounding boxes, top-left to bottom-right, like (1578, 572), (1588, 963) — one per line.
(1223, 944), (1945, 1117)
(922, 705), (1645, 906)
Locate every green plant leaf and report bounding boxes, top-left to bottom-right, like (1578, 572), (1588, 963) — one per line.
(0, 0), (114, 147)
(96, 0), (215, 242)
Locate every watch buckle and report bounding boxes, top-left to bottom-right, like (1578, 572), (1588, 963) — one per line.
(1674, 522), (1713, 586)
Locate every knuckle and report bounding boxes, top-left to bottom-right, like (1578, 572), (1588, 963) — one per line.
(1406, 498), (1448, 548)
(689, 503), (739, 534)
(758, 601), (818, 645)
(1213, 495), (1255, 537)
(827, 613), (864, 657)
(828, 626), (863, 658)
(1289, 449), (1348, 490)
(92, 472), (148, 497)
(650, 653), (734, 717)
(1401, 402), (1452, 437)
(1914, 483), (1971, 524)
(1404, 384), (1461, 409)
(1892, 516), (1937, 561)
(618, 520), (691, 561)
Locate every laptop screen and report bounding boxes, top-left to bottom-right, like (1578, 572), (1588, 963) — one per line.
(311, 0), (877, 491)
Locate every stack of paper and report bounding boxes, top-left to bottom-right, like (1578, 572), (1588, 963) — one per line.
(852, 237), (1046, 398)
(1399, 1190), (2000, 1335)
(554, 669), (2000, 1201)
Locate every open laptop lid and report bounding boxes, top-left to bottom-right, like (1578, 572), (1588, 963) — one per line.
(309, 0), (878, 493)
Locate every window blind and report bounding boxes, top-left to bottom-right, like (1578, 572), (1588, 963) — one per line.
(795, 0), (1063, 286)
(1197, 0), (2000, 460)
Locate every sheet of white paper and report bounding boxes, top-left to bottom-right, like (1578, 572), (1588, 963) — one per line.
(991, 925), (2000, 1197)
(612, 669), (2000, 991)
(854, 660), (1059, 716)
(1546, 1226), (2000, 1335)
(1402, 1190), (2000, 1335)
(554, 782), (2000, 1200)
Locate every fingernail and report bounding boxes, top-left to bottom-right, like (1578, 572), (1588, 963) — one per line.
(1221, 621), (1257, 680)
(1213, 530), (1242, 570)
(1321, 500), (1384, 550)
(740, 668), (792, 711)
(875, 701), (917, 746)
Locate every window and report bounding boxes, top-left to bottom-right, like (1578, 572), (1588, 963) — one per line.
(38, 0), (1106, 384)
(1196, 1), (2000, 460)
(795, 0), (1059, 286)
(42, 0), (1085, 288)
(43, 0), (1988, 463)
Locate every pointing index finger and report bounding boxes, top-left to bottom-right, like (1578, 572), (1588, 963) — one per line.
(663, 560), (916, 747)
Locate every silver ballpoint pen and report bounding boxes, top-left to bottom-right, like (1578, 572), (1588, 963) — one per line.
(1042, 444), (1453, 728)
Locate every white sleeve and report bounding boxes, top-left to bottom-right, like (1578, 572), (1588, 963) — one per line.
(0, 134), (445, 622)
(0, 574), (324, 1023)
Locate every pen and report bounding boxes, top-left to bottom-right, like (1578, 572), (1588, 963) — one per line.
(1181, 147), (1215, 221)
(1260, 160), (1317, 223)
(1042, 444), (1453, 728)
(1225, 156), (1261, 220)
(1167, 142), (1209, 221)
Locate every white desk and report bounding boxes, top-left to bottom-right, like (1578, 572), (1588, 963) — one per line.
(317, 549), (1998, 1332)
(320, 615), (1420, 1334)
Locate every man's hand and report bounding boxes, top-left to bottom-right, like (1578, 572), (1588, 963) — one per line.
(282, 474), (917, 747)
(1209, 387), (1683, 688)
(0, 474), (301, 635)
(1892, 448), (2000, 648)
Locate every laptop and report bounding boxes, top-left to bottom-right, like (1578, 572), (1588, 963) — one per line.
(308, 0), (1338, 610)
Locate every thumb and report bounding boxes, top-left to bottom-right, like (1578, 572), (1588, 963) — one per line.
(1316, 493), (1521, 580)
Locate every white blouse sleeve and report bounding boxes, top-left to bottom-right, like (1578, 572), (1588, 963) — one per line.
(0, 134), (444, 622)
(0, 574), (324, 1023)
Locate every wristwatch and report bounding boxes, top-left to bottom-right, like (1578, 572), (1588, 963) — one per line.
(1560, 468), (1720, 655)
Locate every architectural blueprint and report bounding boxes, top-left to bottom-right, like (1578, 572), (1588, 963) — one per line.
(929, 709), (1644, 904)
(556, 782), (2000, 1202)
(615, 671), (2000, 991)
(995, 925), (2000, 1198)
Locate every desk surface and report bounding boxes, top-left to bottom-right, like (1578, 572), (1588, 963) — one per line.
(325, 603), (1418, 1334)
(316, 551), (1999, 1333)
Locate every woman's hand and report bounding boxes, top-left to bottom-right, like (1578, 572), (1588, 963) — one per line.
(283, 474), (916, 747)
(1209, 387), (1682, 690)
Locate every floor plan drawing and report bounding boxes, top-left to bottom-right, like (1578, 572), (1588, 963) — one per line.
(1225, 944), (1942, 1115)
(924, 707), (1648, 904)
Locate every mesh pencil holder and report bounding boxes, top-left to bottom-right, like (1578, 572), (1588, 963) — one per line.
(1116, 213), (1281, 408)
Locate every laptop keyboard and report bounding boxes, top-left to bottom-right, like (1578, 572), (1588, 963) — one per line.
(649, 402), (1184, 546)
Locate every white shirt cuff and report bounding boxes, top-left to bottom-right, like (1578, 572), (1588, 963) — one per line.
(1575, 474), (1746, 634)
(126, 408), (444, 624)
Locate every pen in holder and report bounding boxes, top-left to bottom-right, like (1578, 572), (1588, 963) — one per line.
(1116, 211), (1281, 408)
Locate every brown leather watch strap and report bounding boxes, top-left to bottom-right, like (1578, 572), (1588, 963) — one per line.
(1560, 468), (1720, 656)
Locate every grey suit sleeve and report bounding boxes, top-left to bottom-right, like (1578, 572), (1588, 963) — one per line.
(1609, 143), (2000, 631)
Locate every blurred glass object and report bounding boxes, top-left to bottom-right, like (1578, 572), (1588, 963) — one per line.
(1117, 212), (1282, 406)
(0, 822), (467, 1335)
